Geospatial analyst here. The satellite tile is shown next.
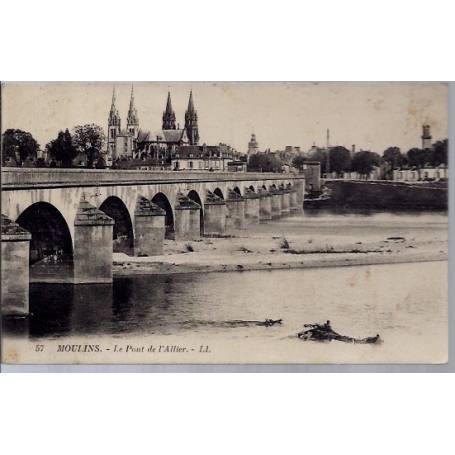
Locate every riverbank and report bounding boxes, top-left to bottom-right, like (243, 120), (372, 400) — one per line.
(324, 180), (448, 210)
(112, 211), (448, 276)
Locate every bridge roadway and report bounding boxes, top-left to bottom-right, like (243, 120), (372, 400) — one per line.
(1, 168), (305, 315)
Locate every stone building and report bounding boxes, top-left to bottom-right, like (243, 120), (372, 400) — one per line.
(171, 143), (240, 171)
(393, 164), (448, 182)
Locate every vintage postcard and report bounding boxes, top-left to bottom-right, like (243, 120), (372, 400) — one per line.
(0, 82), (448, 364)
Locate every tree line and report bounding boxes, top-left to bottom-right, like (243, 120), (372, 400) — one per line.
(291, 141), (448, 177)
(1, 124), (106, 168)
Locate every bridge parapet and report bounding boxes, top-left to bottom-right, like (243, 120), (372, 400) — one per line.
(1, 168), (303, 189)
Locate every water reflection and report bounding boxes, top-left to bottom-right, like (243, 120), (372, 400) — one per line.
(2, 261), (447, 349)
(2, 274), (197, 339)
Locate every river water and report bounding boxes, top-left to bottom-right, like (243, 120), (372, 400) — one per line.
(2, 210), (448, 364)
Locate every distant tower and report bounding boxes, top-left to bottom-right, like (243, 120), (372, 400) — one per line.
(126, 85), (139, 138)
(248, 133), (259, 154)
(162, 91), (176, 130)
(247, 133), (259, 162)
(421, 124), (432, 150)
(185, 91), (199, 145)
(326, 128), (330, 175)
(108, 87), (121, 158)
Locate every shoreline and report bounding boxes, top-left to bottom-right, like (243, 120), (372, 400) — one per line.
(29, 212), (448, 282)
(112, 252), (447, 277)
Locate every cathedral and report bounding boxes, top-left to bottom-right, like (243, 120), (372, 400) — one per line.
(106, 86), (200, 168)
(106, 86), (139, 166)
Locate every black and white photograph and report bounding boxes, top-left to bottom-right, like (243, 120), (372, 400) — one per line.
(1, 2), (454, 455)
(0, 82), (448, 364)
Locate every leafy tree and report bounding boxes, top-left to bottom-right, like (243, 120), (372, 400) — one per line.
(45, 129), (77, 167)
(432, 139), (448, 166)
(291, 154), (307, 169)
(328, 146), (352, 175)
(1, 129), (39, 165)
(351, 151), (381, 177)
(407, 147), (426, 168)
(72, 124), (105, 168)
(383, 146), (405, 168)
(247, 153), (283, 172)
(35, 157), (47, 168)
(308, 146), (351, 175)
(308, 148), (328, 173)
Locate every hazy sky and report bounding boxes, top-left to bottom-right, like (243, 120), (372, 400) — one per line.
(1, 82), (448, 154)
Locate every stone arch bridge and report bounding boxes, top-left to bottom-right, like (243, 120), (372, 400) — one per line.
(1, 168), (305, 315)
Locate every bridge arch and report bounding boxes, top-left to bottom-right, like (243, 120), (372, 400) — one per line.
(187, 189), (204, 234)
(213, 188), (224, 199)
(233, 186), (242, 196)
(16, 202), (73, 277)
(151, 192), (175, 239)
(99, 196), (134, 254)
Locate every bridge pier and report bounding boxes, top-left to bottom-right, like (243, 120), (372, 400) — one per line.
(204, 191), (227, 236)
(270, 188), (282, 219)
(258, 188), (272, 221)
(280, 184), (291, 216)
(74, 199), (114, 284)
(225, 189), (245, 230)
(289, 187), (299, 212)
(244, 188), (260, 224)
(1, 215), (31, 316)
(134, 196), (166, 256)
(294, 179), (305, 212)
(174, 193), (201, 240)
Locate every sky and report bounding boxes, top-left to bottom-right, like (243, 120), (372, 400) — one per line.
(1, 82), (448, 155)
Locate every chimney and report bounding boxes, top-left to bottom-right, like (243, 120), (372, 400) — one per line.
(352, 144), (356, 154)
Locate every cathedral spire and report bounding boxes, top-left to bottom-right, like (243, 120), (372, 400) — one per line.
(162, 91), (176, 130)
(108, 86), (120, 127)
(127, 84), (138, 126)
(187, 90), (195, 113)
(111, 86), (116, 109)
(185, 90), (199, 145)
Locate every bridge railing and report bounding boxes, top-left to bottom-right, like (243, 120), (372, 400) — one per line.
(1, 168), (304, 188)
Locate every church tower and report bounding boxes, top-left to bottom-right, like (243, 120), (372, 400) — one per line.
(108, 87), (121, 159)
(162, 91), (176, 130)
(247, 133), (259, 162)
(185, 91), (199, 145)
(421, 124), (432, 150)
(126, 85), (139, 138)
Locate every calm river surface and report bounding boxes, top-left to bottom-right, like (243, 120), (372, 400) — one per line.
(2, 210), (448, 363)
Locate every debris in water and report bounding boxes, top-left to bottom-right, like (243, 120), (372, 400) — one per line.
(257, 318), (282, 327)
(298, 321), (380, 344)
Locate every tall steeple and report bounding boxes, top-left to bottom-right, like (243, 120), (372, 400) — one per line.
(126, 85), (139, 137)
(108, 87), (121, 128)
(107, 86), (121, 165)
(162, 91), (176, 130)
(185, 90), (199, 145)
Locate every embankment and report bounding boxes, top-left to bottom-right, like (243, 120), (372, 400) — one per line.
(325, 180), (447, 210)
